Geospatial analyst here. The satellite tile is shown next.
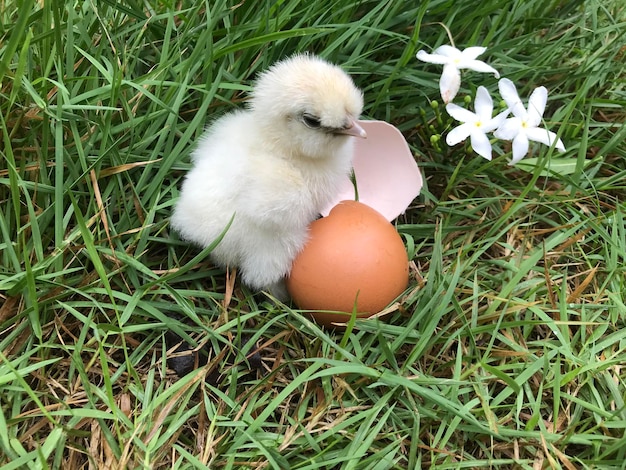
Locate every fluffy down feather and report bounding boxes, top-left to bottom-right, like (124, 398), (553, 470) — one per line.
(171, 54), (365, 298)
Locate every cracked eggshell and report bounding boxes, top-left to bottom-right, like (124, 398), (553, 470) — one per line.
(322, 120), (422, 221)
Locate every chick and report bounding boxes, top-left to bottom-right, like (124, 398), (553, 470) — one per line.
(171, 54), (366, 298)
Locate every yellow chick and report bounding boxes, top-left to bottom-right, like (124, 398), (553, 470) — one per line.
(171, 54), (366, 298)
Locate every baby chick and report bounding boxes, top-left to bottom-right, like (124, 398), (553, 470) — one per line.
(171, 54), (366, 298)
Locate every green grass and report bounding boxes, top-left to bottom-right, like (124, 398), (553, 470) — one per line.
(1, 0), (625, 468)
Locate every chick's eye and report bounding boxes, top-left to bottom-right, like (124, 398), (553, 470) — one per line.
(302, 113), (322, 129)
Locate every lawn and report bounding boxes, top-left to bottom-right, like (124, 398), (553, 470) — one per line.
(1, 0), (625, 468)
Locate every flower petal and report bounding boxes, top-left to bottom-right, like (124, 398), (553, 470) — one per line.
(461, 59), (500, 78)
(555, 137), (566, 152)
(527, 86), (547, 126)
(510, 133), (529, 165)
(433, 45), (462, 58)
(498, 78), (526, 118)
(526, 127), (566, 152)
(416, 49), (450, 65)
(446, 103), (478, 123)
(483, 108), (511, 133)
(460, 46), (487, 60)
(446, 123), (472, 146)
(474, 86), (494, 120)
(440, 64), (461, 103)
(493, 117), (522, 140)
(469, 129), (493, 160)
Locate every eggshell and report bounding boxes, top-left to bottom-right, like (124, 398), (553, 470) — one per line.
(287, 200), (408, 326)
(321, 120), (423, 221)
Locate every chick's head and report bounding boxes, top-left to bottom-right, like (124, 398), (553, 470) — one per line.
(249, 54), (366, 160)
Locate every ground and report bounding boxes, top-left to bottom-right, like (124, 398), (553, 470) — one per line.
(1, 1), (625, 468)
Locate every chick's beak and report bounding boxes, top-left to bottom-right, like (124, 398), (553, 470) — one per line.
(336, 119), (367, 139)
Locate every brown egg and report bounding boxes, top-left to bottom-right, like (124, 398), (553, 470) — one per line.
(287, 200), (409, 327)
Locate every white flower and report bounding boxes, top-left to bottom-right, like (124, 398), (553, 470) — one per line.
(445, 86), (510, 160)
(416, 45), (500, 103)
(494, 78), (566, 165)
